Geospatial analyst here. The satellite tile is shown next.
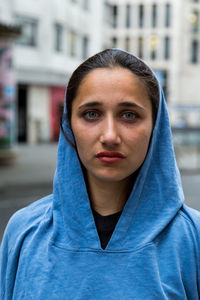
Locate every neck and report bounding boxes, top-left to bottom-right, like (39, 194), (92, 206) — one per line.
(86, 173), (134, 216)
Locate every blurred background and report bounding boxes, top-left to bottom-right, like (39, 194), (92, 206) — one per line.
(0, 0), (200, 241)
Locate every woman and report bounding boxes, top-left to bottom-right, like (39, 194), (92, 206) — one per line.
(1, 49), (200, 299)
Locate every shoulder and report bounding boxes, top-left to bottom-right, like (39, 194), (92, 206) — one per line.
(177, 204), (200, 246)
(179, 204), (200, 228)
(1, 194), (53, 252)
(159, 204), (200, 251)
(0, 194), (53, 298)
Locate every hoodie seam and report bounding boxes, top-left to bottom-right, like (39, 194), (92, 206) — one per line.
(49, 240), (153, 253)
(179, 210), (198, 225)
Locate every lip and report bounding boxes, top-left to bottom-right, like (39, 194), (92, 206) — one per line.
(96, 151), (125, 158)
(96, 151), (125, 163)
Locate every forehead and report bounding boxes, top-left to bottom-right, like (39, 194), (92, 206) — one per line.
(80, 67), (144, 92)
(72, 67), (151, 109)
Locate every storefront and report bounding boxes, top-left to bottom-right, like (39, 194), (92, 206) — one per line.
(0, 23), (21, 164)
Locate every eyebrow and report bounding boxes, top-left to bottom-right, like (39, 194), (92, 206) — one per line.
(78, 102), (101, 110)
(78, 101), (145, 110)
(118, 101), (145, 110)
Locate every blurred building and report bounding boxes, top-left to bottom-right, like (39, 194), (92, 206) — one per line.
(0, 0), (200, 146)
(0, 0), (104, 144)
(0, 22), (21, 164)
(105, 0), (200, 128)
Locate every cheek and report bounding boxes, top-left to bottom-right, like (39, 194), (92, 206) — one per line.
(126, 126), (153, 161)
(72, 120), (99, 146)
(71, 123), (95, 160)
(72, 130), (85, 151)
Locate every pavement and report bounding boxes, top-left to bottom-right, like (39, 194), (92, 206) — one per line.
(0, 142), (200, 241)
(0, 143), (58, 240)
(0, 143), (57, 190)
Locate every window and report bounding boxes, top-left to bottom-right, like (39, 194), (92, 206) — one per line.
(125, 37), (130, 52)
(139, 5), (144, 28)
(111, 37), (117, 48)
(154, 70), (168, 99)
(112, 5), (118, 28)
(69, 31), (77, 57)
(83, 0), (89, 10)
(82, 35), (89, 59)
(190, 11), (199, 33)
(16, 17), (38, 46)
(138, 36), (143, 58)
(126, 4), (131, 28)
(164, 36), (170, 60)
(151, 50), (157, 60)
(152, 4), (157, 28)
(55, 23), (63, 52)
(150, 35), (158, 60)
(191, 40), (198, 63)
(165, 3), (171, 27)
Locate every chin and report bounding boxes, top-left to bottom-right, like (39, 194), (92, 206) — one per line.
(90, 169), (134, 183)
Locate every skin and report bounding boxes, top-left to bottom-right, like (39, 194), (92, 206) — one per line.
(71, 67), (153, 215)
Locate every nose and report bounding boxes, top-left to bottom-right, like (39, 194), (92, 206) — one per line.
(99, 116), (121, 145)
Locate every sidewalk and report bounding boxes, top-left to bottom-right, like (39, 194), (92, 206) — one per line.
(0, 143), (58, 241)
(0, 143), (58, 191)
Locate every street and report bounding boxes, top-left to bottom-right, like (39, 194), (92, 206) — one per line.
(0, 143), (200, 242)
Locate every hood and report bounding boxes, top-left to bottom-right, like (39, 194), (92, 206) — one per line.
(52, 50), (184, 251)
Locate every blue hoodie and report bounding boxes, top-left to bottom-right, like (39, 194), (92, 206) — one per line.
(1, 52), (200, 300)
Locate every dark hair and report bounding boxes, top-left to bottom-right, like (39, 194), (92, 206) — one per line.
(61, 49), (159, 146)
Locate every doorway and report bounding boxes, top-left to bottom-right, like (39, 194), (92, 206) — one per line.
(17, 84), (27, 142)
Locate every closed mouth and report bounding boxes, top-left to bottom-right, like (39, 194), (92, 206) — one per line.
(96, 152), (125, 158)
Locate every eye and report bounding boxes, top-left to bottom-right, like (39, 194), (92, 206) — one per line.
(83, 110), (100, 120)
(121, 112), (137, 120)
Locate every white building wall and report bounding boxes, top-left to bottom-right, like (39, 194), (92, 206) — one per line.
(89, 0), (104, 55)
(178, 0), (200, 105)
(13, 0), (104, 84)
(0, 0), (105, 143)
(105, 0), (200, 128)
(0, 0), (13, 24)
(1, 0), (200, 135)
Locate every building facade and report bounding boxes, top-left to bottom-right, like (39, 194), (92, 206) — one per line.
(105, 0), (200, 128)
(0, 0), (200, 146)
(0, 0), (104, 143)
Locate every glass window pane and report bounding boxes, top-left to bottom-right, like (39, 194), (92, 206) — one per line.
(125, 37), (130, 51)
(191, 40), (198, 63)
(164, 36), (170, 60)
(55, 24), (63, 52)
(139, 5), (144, 28)
(190, 11), (199, 33)
(112, 5), (118, 28)
(152, 4), (157, 28)
(69, 31), (77, 56)
(16, 17), (38, 47)
(126, 4), (131, 28)
(83, 0), (89, 10)
(111, 37), (117, 48)
(165, 3), (171, 27)
(82, 35), (89, 59)
(138, 36), (143, 58)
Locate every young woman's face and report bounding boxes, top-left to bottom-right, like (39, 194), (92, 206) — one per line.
(71, 67), (153, 183)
